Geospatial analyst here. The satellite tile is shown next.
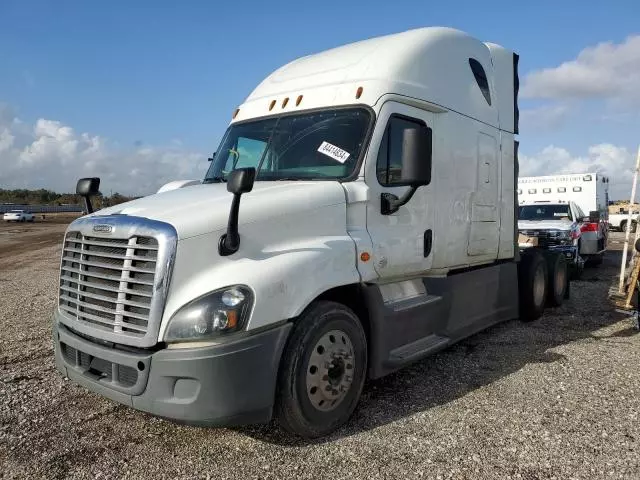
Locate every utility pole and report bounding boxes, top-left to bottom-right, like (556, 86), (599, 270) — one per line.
(619, 145), (640, 294)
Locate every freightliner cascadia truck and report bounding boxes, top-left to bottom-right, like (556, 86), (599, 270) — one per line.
(52, 26), (569, 438)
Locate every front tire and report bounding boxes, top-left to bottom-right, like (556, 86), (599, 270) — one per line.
(518, 250), (548, 322)
(546, 253), (567, 307)
(275, 301), (367, 438)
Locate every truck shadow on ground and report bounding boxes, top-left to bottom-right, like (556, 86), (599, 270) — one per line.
(237, 249), (637, 446)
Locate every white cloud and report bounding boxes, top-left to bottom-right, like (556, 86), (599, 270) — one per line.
(522, 35), (640, 103)
(0, 106), (209, 196)
(519, 104), (570, 131)
(520, 143), (636, 199)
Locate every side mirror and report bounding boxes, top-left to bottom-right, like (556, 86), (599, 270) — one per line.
(227, 167), (256, 195)
(207, 152), (216, 162)
(400, 126), (432, 186)
(219, 168), (256, 256)
(589, 210), (600, 223)
(381, 125), (432, 215)
(76, 177), (100, 214)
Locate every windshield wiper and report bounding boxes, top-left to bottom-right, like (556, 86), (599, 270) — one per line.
(203, 176), (227, 184)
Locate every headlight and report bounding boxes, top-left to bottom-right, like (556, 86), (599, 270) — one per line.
(164, 285), (253, 342)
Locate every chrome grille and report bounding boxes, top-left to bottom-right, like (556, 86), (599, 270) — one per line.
(59, 232), (158, 339)
(56, 216), (177, 348)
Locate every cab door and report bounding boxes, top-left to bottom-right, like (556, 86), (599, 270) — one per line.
(364, 101), (435, 280)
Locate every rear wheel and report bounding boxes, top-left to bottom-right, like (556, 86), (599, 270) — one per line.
(546, 253), (567, 307)
(275, 301), (367, 438)
(518, 250), (548, 322)
(631, 221), (637, 233)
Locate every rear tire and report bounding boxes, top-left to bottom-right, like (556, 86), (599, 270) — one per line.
(275, 301), (367, 438)
(631, 221), (637, 233)
(518, 250), (548, 322)
(546, 253), (567, 307)
(620, 221), (627, 233)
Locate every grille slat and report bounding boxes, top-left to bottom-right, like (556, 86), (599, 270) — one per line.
(59, 275), (153, 298)
(64, 247), (157, 263)
(60, 304), (118, 329)
(61, 266), (154, 287)
(59, 231), (158, 340)
(60, 285), (151, 310)
(61, 256), (156, 274)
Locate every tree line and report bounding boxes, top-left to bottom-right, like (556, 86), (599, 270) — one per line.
(0, 188), (137, 208)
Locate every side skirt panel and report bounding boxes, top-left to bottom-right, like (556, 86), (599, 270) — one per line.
(365, 262), (519, 379)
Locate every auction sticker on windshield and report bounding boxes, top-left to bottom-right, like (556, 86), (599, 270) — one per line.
(317, 141), (350, 163)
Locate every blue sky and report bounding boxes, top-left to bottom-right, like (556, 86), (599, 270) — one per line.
(1, 0), (639, 196)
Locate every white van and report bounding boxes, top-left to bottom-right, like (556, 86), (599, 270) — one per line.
(518, 173), (609, 264)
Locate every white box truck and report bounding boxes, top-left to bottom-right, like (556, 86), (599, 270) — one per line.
(52, 27), (569, 438)
(518, 173), (610, 264)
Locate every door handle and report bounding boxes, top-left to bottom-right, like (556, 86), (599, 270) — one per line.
(424, 229), (433, 257)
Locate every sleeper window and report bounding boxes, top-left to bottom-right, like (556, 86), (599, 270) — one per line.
(469, 58), (492, 106)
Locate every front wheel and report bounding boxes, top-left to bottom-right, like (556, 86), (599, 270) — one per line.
(518, 250), (548, 322)
(275, 301), (367, 438)
(546, 253), (568, 307)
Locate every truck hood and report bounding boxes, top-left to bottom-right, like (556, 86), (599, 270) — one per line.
(518, 219), (573, 231)
(92, 181), (348, 239)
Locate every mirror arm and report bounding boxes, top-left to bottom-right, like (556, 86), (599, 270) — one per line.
(83, 197), (94, 214)
(381, 186), (419, 215)
(218, 193), (242, 256)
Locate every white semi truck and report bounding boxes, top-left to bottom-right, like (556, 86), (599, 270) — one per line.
(52, 27), (569, 438)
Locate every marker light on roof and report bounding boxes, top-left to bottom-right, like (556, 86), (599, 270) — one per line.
(296, 95), (303, 106)
(269, 100), (276, 111)
(356, 86), (363, 99)
(282, 97), (289, 108)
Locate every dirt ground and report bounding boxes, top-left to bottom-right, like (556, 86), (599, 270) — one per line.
(0, 215), (78, 266)
(1, 221), (639, 479)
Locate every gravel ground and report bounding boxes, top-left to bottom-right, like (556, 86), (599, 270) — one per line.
(1, 230), (640, 479)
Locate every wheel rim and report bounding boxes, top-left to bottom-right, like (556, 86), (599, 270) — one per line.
(533, 265), (545, 307)
(555, 264), (566, 297)
(306, 329), (355, 412)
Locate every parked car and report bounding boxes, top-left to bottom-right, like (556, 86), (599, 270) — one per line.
(609, 208), (640, 233)
(519, 199), (606, 265)
(3, 210), (35, 222)
(518, 200), (585, 277)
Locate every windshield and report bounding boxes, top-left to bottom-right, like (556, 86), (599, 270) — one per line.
(204, 107), (372, 182)
(519, 204), (572, 221)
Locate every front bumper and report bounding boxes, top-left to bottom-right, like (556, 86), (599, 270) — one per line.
(52, 310), (292, 427)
